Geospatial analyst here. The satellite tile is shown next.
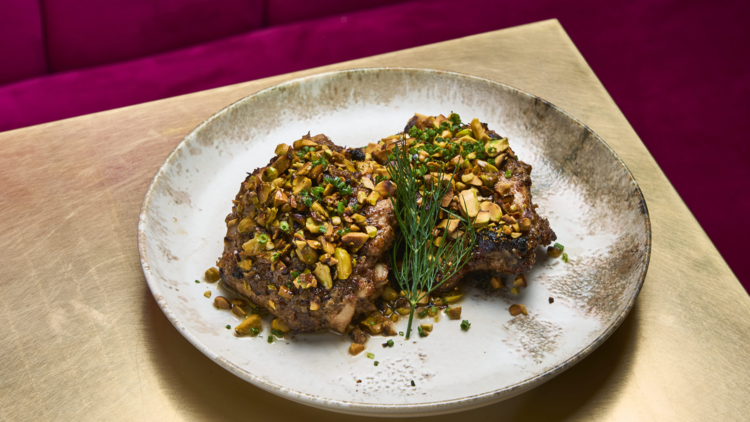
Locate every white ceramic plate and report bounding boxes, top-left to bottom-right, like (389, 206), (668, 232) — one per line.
(138, 68), (650, 417)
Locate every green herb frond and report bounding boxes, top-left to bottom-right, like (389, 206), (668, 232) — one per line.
(386, 135), (477, 339)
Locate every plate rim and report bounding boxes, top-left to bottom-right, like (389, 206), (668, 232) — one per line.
(137, 67), (651, 416)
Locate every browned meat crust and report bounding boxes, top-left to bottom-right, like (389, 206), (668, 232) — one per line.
(216, 134), (394, 334)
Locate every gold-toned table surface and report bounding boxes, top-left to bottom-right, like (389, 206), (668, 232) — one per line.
(1, 20), (748, 421)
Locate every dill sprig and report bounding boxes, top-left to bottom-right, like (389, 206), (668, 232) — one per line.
(387, 138), (477, 339)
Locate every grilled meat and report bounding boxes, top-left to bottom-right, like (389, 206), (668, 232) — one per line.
(217, 134), (395, 334)
(372, 113), (556, 292)
(216, 113), (555, 335)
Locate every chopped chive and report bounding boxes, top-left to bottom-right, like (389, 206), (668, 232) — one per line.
(267, 335), (273, 343)
(461, 320), (471, 330)
(374, 361), (379, 366)
(195, 280), (200, 283)
(337, 201), (345, 215)
(366, 353), (375, 359)
(250, 327), (259, 336)
(225, 325), (231, 330)
(399, 332), (404, 336)
(554, 242), (564, 251)
(418, 326), (425, 337)
(505, 170), (512, 178)
(257, 234), (269, 244)
(411, 380), (416, 387)
(562, 253), (569, 263)
(290, 271), (299, 278)
(387, 339), (394, 347)
(279, 221), (290, 232)
(418, 310), (427, 318)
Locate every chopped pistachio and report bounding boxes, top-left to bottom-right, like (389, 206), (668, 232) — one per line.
(474, 210), (490, 228)
(313, 262), (333, 289)
(272, 318), (292, 333)
(349, 343), (365, 355)
(446, 306), (462, 319)
(490, 276), (503, 289)
(480, 201), (503, 221)
(381, 286), (398, 302)
(374, 180), (397, 198)
(441, 291), (464, 303)
(292, 176), (312, 194)
(235, 314), (261, 335)
(366, 190), (380, 205)
(509, 304), (528, 316)
(470, 118), (490, 141)
(213, 296), (231, 309)
(205, 267), (221, 282)
(275, 143), (290, 156)
(334, 248), (352, 280)
(366, 225), (378, 238)
(458, 189), (479, 218)
(238, 217), (256, 233)
(485, 138), (509, 157)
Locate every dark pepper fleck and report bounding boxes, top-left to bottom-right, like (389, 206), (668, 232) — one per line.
(350, 148), (366, 161)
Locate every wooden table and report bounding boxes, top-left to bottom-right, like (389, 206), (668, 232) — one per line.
(1, 20), (748, 421)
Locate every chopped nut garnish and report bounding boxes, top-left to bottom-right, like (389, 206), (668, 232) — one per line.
(213, 296), (231, 309)
(205, 267), (221, 282)
(360, 176), (375, 190)
(474, 210), (490, 228)
(381, 286), (398, 302)
(272, 318), (292, 333)
(458, 189), (479, 218)
(235, 314), (261, 335)
(278, 285), (293, 299)
(349, 343), (365, 355)
(204, 291), (212, 298)
(334, 248), (352, 280)
(547, 246), (563, 258)
(446, 306), (462, 319)
(490, 276), (503, 289)
(366, 190), (380, 205)
(513, 274), (527, 287)
(230, 298), (246, 307)
(309, 299), (320, 311)
(374, 180), (397, 198)
(313, 262), (333, 289)
(509, 304), (528, 316)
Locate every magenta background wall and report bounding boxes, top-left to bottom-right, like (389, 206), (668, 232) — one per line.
(1, 0), (748, 290)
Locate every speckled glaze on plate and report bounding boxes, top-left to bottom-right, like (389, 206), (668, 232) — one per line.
(138, 68), (650, 417)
